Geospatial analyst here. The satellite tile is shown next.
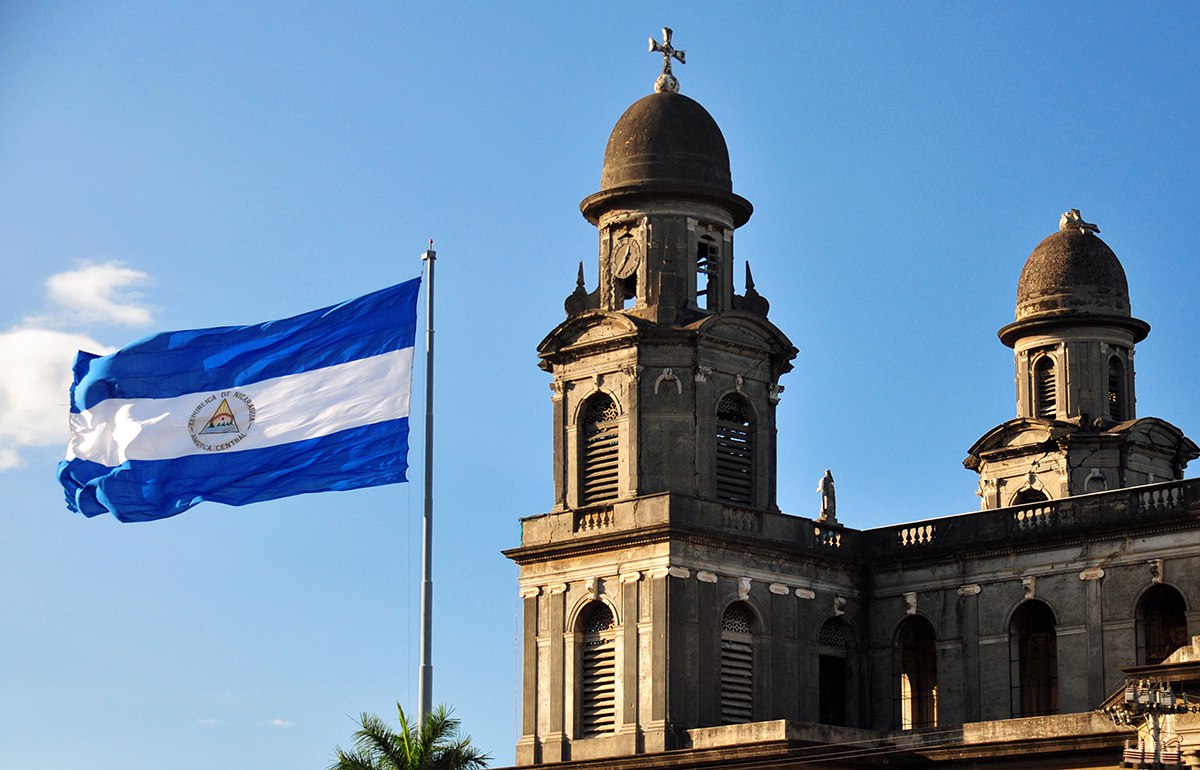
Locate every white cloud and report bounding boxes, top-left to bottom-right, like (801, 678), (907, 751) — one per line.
(44, 262), (152, 327)
(0, 328), (113, 469)
(197, 718), (221, 726)
(265, 719), (294, 728)
(0, 261), (154, 471)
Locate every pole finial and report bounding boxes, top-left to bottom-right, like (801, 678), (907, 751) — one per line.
(649, 27), (685, 93)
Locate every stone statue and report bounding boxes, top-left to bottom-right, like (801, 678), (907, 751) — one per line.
(817, 469), (836, 522)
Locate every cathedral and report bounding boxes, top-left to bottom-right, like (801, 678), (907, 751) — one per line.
(502, 31), (1200, 769)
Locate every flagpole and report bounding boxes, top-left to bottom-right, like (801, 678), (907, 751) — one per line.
(418, 240), (436, 726)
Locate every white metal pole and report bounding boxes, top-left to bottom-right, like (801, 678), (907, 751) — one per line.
(418, 241), (436, 726)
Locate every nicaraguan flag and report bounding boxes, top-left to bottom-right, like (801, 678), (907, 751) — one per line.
(57, 278), (421, 522)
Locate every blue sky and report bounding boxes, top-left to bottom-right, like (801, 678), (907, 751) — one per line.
(2, 3), (1198, 768)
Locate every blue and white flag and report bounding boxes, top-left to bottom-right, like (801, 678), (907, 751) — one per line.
(57, 278), (421, 523)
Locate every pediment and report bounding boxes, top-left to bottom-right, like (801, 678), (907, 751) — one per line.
(538, 311), (641, 357)
(965, 418), (1062, 461)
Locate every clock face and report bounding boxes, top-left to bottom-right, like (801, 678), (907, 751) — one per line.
(612, 236), (641, 279)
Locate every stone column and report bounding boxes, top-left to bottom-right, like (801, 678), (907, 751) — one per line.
(516, 587), (541, 765)
(958, 584), (982, 723)
(619, 572), (641, 749)
(543, 583), (569, 762)
(643, 568), (671, 752)
(1081, 567), (1107, 705)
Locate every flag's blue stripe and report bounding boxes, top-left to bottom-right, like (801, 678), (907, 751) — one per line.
(56, 418), (409, 523)
(70, 278), (420, 412)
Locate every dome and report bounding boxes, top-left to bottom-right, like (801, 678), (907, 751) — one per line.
(1015, 228), (1130, 321)
(1000, 222), (1149, 347)
(580, 91), (752, 226)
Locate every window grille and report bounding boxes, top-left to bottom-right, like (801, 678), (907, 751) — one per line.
(1033, 357), (1056, 419)
(715, 395), (753, 505)
(581, 394), (620, 505)
(1108, 356), (1125, 421)
(580, 603), (616, 736)
(818, 618), (851, 648)
(895, 617), (938, 729)
(696, 235), (718, 308)
(720, 604), (754, 724)
(1009, 601), (1058, 717)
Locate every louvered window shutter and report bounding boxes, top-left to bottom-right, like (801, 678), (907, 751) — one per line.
(720, 604), (754, 724)
(580, 603), (617, 736)
(581, 395), (620, 505)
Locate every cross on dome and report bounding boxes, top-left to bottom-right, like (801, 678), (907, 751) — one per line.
(649, 27), (686, 93)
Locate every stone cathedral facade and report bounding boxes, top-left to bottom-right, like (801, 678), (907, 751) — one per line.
(502, 38), (1200, 769)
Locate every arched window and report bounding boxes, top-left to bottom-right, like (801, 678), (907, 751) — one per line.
(715, 394), (754, 505)
(818, 617), (854, 727)
(580, 394), (620, 505)
(1108, 356), (1126, 422)
(696, 235), (718, 309)
(1009, 600), (1058, 717)
(1011, 487), (1049, 506)
(895, 617), (937, 729)
(578, 602), (617, 736)
(1034, 356), (1057, 419)
(720, 603), (755, 724)
(1137, 585), (1188, 665)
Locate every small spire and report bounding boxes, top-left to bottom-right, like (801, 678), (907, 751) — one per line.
(745, 262), (756, 291)
(576, 261), (586, 288)
(648, 27), (686, 93)
(1059, 208), (1099, 235)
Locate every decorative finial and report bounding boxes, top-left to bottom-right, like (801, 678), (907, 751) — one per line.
(576, 261), (585, 288)
(1059, 208), (1099, 235)
(648, 27), (685, 93)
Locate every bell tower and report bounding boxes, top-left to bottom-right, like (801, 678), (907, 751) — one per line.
(506, 30), (796, 764)
(965, 210), (1197, 508)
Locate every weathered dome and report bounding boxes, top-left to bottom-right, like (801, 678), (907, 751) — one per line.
(1000, 224), (1149, 347)
(580, 91), (752, 226)
(600, 92), (731, 191)
(1015, 229), (1130, 321)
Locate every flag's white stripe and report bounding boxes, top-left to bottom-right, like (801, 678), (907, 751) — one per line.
(67, 348), (413, 466)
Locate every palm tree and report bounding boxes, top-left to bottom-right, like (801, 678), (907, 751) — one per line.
(330, 703), (490, 770)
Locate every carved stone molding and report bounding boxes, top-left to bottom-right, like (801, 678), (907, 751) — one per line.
(768, 382), (784, 405)
(1079, 567), (1105, 581)
(584, 576), (598, 599)
(1022, 576), (1037, 600)
(667, 567), (691, 579)
(548, 380), (566, 401)
(957, 584), (981, 597)
(519, 586), (542, 599)
(547, 583), (568, 595)
(833, 596), (846, 616)
(696, 570), (718, 584)
(1150, 558), (1165, 584)
(795, 588), (816, 600)
(694, 366), (712, 383)
(619, 571), (642, 585)
(769, 583), (789, 596)
(654, 368), (682, 395)
(736, 577), (751, 601)
(904, 592), (918, 615)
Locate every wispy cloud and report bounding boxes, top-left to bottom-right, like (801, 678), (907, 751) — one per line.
(42, 262), (153, 327)
(0, 261), (154, 470)
(265, 718), (294, 728)
(197, 718), (221, 726)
